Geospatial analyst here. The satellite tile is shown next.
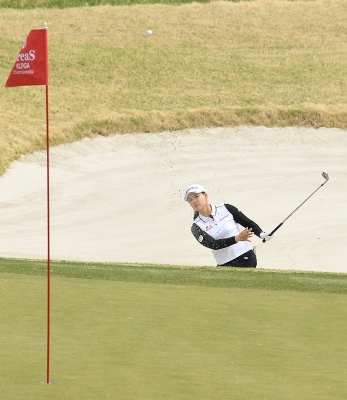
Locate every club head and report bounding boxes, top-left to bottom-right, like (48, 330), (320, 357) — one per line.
(322, 171), (329, 181)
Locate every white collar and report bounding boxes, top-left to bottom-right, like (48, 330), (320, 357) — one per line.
(210, 204), (217, 217)
(198, 204), (216, 222)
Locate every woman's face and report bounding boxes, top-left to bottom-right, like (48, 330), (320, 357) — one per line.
(187, 192), (208, 212)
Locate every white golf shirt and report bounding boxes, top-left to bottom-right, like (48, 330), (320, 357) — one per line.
(191, 204), (262, 266)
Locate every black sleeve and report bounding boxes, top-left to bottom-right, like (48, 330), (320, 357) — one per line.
(225, 204), (263, 237)
(191, 223), (236, 250)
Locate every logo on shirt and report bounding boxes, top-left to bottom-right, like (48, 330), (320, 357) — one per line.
(219, 213), (229, 222)
(205, 225), (214, 231)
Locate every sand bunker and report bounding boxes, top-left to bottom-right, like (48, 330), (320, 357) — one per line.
(0, 126), (346, 273)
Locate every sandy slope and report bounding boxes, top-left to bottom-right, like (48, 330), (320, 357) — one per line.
(0, 126), (346, 273)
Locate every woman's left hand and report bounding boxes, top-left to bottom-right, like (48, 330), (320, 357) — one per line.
(235, 228), (253, 242)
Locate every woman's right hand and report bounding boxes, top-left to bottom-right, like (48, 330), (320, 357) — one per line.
(235, 228), (253, 243)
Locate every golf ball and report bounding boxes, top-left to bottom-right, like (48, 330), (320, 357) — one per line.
(147, 29), (152, 36)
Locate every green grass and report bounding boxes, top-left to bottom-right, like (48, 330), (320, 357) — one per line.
(1, 2), (347, 398)
(1, 257), (347, 294)
(1, 259), (347, 399)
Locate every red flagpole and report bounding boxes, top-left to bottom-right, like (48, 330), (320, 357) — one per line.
(45, 83), (51, 384)
(5, 23), (51, 384)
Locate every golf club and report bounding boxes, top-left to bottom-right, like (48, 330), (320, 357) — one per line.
(262, 171), (329, 243)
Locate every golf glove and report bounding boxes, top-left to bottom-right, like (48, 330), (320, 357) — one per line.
(260, 231), (275, 241)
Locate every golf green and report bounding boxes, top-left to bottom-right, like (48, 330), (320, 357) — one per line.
(1, 272), (346, 399)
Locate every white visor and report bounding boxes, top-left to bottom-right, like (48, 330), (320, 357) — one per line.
(184, 184), (205, 201)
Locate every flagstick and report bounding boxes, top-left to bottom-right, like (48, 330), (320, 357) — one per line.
(5, 23), (51, 385)
(45, 83), (51, 384)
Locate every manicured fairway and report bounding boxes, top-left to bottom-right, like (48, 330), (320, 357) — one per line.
(1, 262), (346, 399)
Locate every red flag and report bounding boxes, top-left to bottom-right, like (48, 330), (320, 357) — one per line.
(5, 28), (48, 87)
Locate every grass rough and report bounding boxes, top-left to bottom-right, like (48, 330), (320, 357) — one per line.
(1, 1), (347, 174)
(1, 257), (347, 294)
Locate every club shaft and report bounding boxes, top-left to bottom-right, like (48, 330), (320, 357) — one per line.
(280, 182), (326, 225)
(262, 179), (328, 243)
(268, 222), (283, 237)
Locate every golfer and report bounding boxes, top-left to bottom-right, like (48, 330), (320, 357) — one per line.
(184, 184), (273, 268)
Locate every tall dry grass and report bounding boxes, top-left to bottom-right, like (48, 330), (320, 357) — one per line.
(0, 0), (248, 8)
(0, 0), (347, 174)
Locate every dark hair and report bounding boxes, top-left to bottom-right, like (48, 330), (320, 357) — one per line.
(192, 191), (205, 220)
